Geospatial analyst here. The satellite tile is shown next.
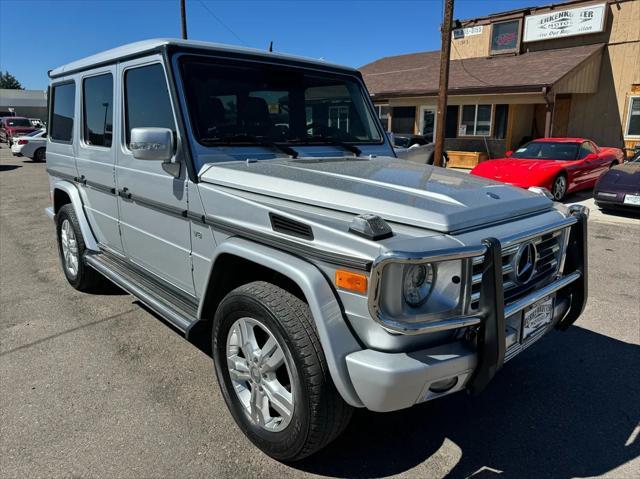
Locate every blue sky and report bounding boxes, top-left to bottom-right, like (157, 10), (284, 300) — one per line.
(1, 0), (542, 90)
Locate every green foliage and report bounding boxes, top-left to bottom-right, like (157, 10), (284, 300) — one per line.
(0, 71), (23, 90)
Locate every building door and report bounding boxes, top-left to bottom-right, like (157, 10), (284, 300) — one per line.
(553, 96), (572, 138)
(419, 106), (437, 143)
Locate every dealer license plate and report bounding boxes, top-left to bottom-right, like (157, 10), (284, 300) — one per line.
(623, 194), (640, 206)
(522, 296), (554, 341)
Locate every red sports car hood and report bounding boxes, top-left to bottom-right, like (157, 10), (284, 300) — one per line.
(472, 158), (564, 187)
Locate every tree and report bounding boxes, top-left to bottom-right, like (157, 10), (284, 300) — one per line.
(0, 72), (23, 90)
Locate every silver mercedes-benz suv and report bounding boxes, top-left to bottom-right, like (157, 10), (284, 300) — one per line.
(45, 39), (588, 461)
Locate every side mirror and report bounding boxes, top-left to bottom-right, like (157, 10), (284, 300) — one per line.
(585, 153), (598, 161)
(505, 150), (513, 157)
(130, 127), (174, 162)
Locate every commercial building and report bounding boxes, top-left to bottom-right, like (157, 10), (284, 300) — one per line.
(360, 0), (640, 164)
(0, 89), (48, 122)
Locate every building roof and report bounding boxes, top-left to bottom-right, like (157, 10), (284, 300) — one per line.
(49, 38), (355, 79)
(360, 43), (604, 98)
(0, 89), (47, 108)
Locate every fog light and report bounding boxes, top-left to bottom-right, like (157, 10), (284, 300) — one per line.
(429, 376), (458, 393)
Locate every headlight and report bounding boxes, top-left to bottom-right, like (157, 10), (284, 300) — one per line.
(402, 263), (435, 307)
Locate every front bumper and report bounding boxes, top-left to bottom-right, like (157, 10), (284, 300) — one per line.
(345, 211), (588, 412)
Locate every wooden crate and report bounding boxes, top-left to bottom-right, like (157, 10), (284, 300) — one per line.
(446, 150), (489, 169)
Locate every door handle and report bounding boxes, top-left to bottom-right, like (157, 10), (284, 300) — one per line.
(118, 187), (132, 199)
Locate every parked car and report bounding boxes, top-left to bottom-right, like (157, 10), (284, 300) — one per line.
(470, 138), (624, 200)
(45, 39), (588, 461)
(0, 110), (16, 118)
(390, 133), (448, 166)
(0, 116), (38, 144)
(593, 150), (640, 211)
(29, 118), (45, 128)
(11, 128), (47, 161)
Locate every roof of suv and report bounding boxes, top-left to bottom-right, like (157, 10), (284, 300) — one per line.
(49, 38), (356, 79)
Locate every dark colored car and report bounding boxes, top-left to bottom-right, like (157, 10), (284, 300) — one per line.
(0, 117), (37, 144)
(594, 151), (640, 211)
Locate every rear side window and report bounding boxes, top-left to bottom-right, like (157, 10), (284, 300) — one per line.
(83, 73), (113, 147)
(51, 82), (75, 142)
(124, 64), (175, 146)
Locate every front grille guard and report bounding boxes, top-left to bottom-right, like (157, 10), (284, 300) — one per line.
(367, 210), (589, 395)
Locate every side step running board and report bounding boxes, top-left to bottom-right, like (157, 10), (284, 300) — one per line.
(84, 252), (198, 333)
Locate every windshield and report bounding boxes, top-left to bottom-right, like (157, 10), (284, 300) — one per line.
(511, 141), (580, 160)
(179, 57), (382, 150)
(5, 118), (32, 127)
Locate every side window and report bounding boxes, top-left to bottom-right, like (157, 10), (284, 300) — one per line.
(124, 63), (175, 146)
(50, 82), (75, 142)
(579, 141), (595, 158)
(83, 73), (113, 147)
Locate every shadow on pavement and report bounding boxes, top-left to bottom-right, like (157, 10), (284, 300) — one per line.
(295, 326), (640, 478)
(0, 164), (22, 172)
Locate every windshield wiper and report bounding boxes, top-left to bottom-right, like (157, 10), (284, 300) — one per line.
(200, 134), (299, 159)
(291, 136), (362, 157)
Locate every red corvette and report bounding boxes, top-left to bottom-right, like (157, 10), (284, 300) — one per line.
(471, 138), (624, 200)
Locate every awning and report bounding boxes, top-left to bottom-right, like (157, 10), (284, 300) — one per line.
(360, 43), (604, 98)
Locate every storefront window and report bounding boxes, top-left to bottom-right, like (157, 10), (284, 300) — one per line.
(375, 104), (390, 131)
(626, 96), (640, 137)
(391, 106), (415, 134)
(460, 104), (492, 136)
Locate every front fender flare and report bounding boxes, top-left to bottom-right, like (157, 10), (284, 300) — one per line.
(51, 179), (99, 251)
(198, 237), (364, 408)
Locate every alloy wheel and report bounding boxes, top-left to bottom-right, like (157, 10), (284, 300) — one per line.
(60, 219), (79, 278)
(553, 176), (567, 200)
(226, 317), (295, 432)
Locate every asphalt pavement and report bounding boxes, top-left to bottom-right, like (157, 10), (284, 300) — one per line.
(1, 146), (639, 479)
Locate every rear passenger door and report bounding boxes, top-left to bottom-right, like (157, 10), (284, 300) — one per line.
(75, 67), (123, 253)
(47, 80), (78, 182)
(115, 57), (195, 296)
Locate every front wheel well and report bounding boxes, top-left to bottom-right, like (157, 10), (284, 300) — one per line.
(53, 188), (71, 213)
(190, 254), (307, 354)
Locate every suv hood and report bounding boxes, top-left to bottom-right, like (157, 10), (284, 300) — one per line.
(199, 156), (552, 233)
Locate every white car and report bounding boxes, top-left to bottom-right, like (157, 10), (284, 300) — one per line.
(11, 129), (47, 162)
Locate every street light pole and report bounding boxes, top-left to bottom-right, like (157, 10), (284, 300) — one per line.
(180, 0), (188, 40)
(433, 0), (454, 168)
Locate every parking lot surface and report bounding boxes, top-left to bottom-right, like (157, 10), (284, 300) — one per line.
(1, 146), (639, 479)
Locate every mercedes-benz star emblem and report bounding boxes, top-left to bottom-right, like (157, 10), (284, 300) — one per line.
(512, 242), (537, 285)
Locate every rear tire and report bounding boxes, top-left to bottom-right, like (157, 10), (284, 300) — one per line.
(56, 204), (104, 292)
(34, 148), (46, 162)
(551, 174), (567, 201)
(212, 281), (352, 461)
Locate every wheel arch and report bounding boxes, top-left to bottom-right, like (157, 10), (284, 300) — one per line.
(190, 237), (364, 407)
(51, 179), (99, 251)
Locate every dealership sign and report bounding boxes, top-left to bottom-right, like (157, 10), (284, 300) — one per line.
(524, 3), (606, 42)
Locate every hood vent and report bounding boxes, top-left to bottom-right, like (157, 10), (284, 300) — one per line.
(269, 213), (314, 240)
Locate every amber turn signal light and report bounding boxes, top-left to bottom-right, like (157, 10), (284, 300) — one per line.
(335, 270), (368, 294)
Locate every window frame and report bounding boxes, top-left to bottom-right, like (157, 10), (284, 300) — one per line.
(49, 80), (76, 145)
(458, 103), (494, 137)
(624, 95), (640, 139)
(489, 18), (522, 56)
(121, 61), (178, 152)
(81, 71), (114, 150)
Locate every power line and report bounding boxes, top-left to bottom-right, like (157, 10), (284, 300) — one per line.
(196, 0), (248, 46)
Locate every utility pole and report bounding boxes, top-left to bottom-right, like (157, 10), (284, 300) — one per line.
(433, 0), (454, 168)
(180, 0), (188, 40)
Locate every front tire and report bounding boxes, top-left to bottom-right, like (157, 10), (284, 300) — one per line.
(212, 281), (352, 461)
(551, 174), (567, 201)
